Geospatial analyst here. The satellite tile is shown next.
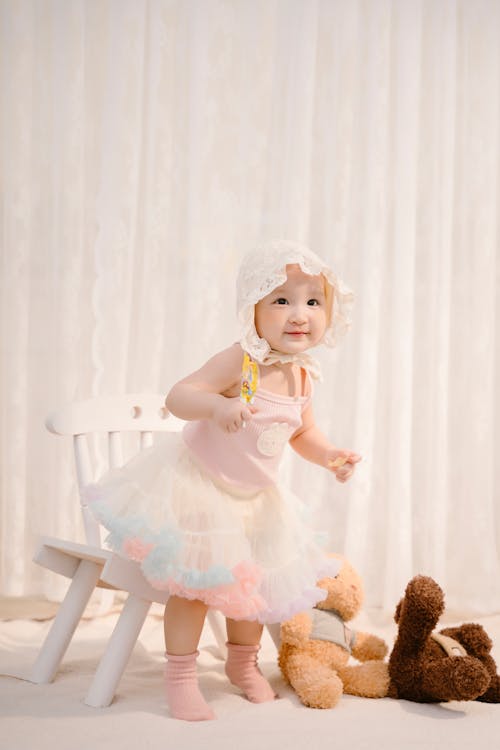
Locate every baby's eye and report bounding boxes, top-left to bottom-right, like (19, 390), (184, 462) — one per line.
(307, 299), (320, 306)
(274, 297), (289, 305)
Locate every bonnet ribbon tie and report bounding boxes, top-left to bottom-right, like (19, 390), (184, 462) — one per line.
(261, 350), (323, 381)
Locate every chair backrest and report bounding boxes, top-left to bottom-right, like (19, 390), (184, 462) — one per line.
(45, 394), (185, 547)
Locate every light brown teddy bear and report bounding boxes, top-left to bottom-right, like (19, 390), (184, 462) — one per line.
(278, 555), (389, 708)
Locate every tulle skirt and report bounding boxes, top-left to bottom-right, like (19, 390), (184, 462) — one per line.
(84, 434), (340, 623)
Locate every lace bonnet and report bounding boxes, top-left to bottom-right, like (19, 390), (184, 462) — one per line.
(236, 240), (354, 379)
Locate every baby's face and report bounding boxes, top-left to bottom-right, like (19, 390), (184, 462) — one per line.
(254, 264), (328, 354)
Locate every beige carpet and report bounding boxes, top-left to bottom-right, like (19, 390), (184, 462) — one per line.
(1, 603), (500, 750)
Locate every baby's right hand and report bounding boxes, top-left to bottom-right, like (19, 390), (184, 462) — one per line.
(212, 397), (257, 433)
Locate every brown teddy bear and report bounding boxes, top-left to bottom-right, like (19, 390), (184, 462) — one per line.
(278, 555), (390, 708)
(388, 575), (500, 703)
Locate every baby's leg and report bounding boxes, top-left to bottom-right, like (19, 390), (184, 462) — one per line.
(164, 596), (214, 721)
(225, 618), (277, 703)
(164, 595), (207, 654)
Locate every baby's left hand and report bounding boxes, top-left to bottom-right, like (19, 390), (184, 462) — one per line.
(327, 449), (362, 483)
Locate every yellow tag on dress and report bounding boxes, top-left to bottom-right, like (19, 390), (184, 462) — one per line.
(240, 352), (259, 405)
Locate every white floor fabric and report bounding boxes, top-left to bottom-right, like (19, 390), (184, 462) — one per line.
(1, 605), (500, 750)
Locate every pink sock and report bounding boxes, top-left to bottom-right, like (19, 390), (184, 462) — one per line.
(164, 651), (215, 721)
(225, 642), (277, 703)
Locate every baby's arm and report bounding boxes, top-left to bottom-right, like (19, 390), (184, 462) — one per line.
(165, 344), (257, 432)
(289, 405), (361, 483)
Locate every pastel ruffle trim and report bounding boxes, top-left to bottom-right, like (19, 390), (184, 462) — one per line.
(156, 561), (269, 621)
(89, 496), (236, 590)
(87, 492), (338, 623)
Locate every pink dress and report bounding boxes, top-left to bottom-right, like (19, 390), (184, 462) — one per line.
(85, 367), (340, 623)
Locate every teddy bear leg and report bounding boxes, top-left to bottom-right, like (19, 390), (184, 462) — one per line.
(394, 576), (445, 654)
(284, 653), (344, 709)
(338, 661), (390, 698)
(440, 624), (500, 703)
(420, 656), (491, 702)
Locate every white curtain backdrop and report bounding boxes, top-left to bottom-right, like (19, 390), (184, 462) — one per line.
(1, 0), (499, 613)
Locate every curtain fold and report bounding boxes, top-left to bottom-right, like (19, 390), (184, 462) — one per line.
(1, 0), (499, 613)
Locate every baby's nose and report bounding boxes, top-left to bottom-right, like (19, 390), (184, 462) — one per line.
(288, 306), (308, 323)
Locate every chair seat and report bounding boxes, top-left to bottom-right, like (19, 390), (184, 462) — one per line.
(33, 538), (170, 603)
(34, 537), (110, 574)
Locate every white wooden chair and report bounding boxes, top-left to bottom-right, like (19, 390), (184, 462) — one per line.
(28, 394), (227, 708)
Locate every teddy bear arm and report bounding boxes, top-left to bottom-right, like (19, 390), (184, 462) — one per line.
(420, 655), (491, 702)
(477, 676), (500, 703)
(439, 624), (500, 703)
(280, 611), (313, 647)
(351, 631), (388, 662)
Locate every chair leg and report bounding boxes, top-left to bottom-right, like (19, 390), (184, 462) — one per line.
(29, 559), (102, 684)
(84, 595), (151, 708)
